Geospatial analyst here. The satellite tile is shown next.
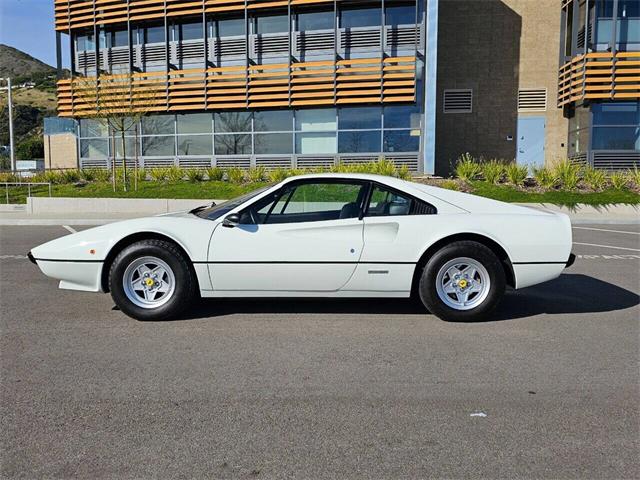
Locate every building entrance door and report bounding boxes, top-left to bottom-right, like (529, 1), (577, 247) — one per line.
(516, 116), (546, 170)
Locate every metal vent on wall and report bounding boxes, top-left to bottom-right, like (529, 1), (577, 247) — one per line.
(215, 157), (251, 169)
(593, 152), (640, 170)
(443, 89), (473, 114)
(253, 34), (289, 55)
(340, 29), (382, 50)
(255, 156), (291, 170)
(296, 31), (335, 52)
(212, 37), (246, 58)
(518, 88), (547, 112)
(297, 156), (335, 169)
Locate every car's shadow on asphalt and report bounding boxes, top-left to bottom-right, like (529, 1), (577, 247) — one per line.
(159, 273), (639, 323)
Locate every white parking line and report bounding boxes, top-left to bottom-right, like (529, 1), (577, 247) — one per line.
(62, 225), (77, 234)
(573, 226), (640, 235)
(573, 242), (640, 252)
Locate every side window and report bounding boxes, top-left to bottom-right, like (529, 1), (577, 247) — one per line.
(366, 185), (437, 217)
(244, 181), (366, 224)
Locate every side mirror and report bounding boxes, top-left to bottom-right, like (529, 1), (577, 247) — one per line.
(222, 213), (240, 228)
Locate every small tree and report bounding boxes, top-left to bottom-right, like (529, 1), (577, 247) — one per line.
(73, 74), (162, 191)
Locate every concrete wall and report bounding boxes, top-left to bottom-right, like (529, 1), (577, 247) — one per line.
(435, 0), (567, 175)
(44, 133), (78, 170)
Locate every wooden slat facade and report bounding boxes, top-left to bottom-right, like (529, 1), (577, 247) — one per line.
(558, 52), (640, 107)
(57, 56), (417, 117)
(55, 0), (337, 31)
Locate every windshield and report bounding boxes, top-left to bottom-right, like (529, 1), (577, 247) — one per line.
(192, 185), (273, 221)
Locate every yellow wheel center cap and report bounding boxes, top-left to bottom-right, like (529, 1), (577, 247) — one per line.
(145, 278), (155, 287)
(458, 279), (468, 289)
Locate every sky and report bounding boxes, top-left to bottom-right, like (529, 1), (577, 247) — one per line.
(0, 0), (69, 67)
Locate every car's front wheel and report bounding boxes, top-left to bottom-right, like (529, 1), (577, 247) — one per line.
(109, 239), (196, 321)
(418, 241), (506, 322)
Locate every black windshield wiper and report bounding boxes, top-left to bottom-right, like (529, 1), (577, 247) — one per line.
(189, 201), (216, 215)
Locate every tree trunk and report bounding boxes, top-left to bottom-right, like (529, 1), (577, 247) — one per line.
(111, 131), (116, 192)
(121, 130), (128, 192)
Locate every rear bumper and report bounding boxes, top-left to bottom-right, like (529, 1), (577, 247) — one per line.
(565, 253), (576, 269)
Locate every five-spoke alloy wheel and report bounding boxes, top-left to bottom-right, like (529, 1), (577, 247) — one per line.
(109, 239), (195, 321)
(419, 241), (506, 322)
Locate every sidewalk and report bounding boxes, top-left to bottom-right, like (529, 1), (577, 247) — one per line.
(1, 201), (638, 225)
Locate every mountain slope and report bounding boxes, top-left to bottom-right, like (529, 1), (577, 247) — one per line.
(0, 44), (55, 79)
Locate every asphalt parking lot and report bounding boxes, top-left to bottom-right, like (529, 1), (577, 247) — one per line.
(1, 224), (639, 479)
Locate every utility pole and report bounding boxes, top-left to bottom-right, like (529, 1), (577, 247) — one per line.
(3, 78), (16, 171)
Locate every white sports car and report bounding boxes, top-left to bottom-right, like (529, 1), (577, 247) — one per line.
(29, 173), (575, 322)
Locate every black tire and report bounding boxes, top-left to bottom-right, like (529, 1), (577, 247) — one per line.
(418, 241), (506, 322)
(108, 239), (196, 321)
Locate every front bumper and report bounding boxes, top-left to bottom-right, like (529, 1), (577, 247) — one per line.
(27, 251), (36, 264)
(565, 253), (576, 269)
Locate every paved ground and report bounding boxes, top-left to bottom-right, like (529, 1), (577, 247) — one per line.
(1, 224), (638, 479)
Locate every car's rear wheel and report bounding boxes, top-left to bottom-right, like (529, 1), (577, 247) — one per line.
(418, 241), (506, 322)
(109, 239), (195, 321)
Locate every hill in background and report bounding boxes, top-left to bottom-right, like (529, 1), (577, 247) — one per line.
(0, 45), (60, 164)
(0, 44), (56, 80)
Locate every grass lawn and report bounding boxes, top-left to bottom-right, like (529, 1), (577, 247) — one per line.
(2, 179), (639, 206)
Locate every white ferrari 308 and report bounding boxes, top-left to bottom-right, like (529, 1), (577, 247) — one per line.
(29, 173), (575, 322)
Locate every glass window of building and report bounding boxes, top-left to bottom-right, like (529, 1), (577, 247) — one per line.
(80, 139), (108, 158)
(75, 34), (95, 52)
(618, 0), (639, 17)
(114, 137), (137, 158)
(177, 135), (213, 156)
(254, 133), (293, 154)
(338, 106), (382, 130)
(596, 0), (615, 17)
(295, 108), (336, 131)
(177, 113), (212, 134)
(297, 10), (334, 31)
(142, 136), (176, 156)
(385, 4), (417, 27)
(592, 102), (640, 125)
(592, 127), (639, 150)
(296, 132), (337, 154)
(80, 119), (108, 137)
(214, 17), (245, 37)
(338, 131), (381, 153)
(215, 134), (252, 155)
(110, 30), (128, 48)
(341, 7), (382, 28)
(383, 130), (420, 152)
(145, 25), (165, 44)
(180, 22), (203, 41)
(255, 15), (289, 34)
(254, 110), (293, 131)
(384, 105), (421, 129)
(142, 115), (175, 135)
(215, 112), (252, 133)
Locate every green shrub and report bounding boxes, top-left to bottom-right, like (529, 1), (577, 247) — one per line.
(226, 167), (245, 184)
(15, 137), (44, 161)
(441, 179), (460, 191)
(149, 167), (169, 182)
(268, 168), (289, 183)
(186, 168), (205, 182)
(0, 172), (19, 183)
(552, 159), (581, 190)
(481, 160), (505, 184)
(167, 166), (184, 182)
(247, 166), (266, 183)
(61, 169), (81, 183)
(454, 153), (481, 182)
(206, 167), (224, 181)
(372, 158), (397, 177)
(134, 168), (147, 183)
(505, 163), (528, 186)
(532, 166), (557, 189)
(43, 170), (65, 184)
(396, 165), (412, 180)
(582, 166), (607, 191)
(609, 171), (628, 190)
(627, 166), (640, 187)
(79, 169), (96, 182)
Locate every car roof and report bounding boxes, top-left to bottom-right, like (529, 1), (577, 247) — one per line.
(281, 172), (409, 188)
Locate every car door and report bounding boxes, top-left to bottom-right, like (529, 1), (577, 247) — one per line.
(208, 179), (368, 292)
(342, 183), (437, 293)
